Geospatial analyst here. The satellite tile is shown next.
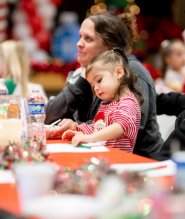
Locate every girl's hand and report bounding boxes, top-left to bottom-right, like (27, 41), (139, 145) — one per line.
(62, 130), (84, 140)
(62, 130), (78, 140)
(72, 134), (94, 146)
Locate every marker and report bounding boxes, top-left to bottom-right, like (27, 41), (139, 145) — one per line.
(141, 165), (167, 173)
(70, 142), (91, 149)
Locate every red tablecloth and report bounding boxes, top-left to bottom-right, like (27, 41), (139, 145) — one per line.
(0, 139), (159, 217)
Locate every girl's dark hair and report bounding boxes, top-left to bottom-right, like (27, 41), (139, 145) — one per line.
(86, 47), (144, 106)
(161, 39), (184, 77)
(87, 11), (139, 54)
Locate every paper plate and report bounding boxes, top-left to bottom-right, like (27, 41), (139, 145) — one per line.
(24, 194), (108, 219)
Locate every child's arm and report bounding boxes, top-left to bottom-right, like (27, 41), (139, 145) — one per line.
(76, 122), (95, 134)
(72, 123), (124, 146)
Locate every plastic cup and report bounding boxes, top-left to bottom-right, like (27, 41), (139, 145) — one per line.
(172, 151), (185, 190)
(15, 162), (56, 214)
(0, 119), (22, 146)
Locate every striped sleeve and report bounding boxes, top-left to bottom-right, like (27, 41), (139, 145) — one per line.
(108, 99), (138, 140)
(76, 122), (94, 134)
(76, 106), (104, 134)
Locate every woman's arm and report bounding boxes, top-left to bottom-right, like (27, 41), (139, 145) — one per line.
(72, 123), (124, 146)
(156, 92), (185, 117)
(153, 110), (185, 161)
(45, 72), (92, 124)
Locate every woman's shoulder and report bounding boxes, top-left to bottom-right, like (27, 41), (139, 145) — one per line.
(67, 67), (82, 84)
(127, 54), (156, 94)
(127, 55), (154, 82)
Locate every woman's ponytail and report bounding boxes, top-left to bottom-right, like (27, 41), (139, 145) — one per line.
(118, 13), (140, 54)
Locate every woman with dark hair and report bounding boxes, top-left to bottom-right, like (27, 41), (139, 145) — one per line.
(45, 11), (164, 159)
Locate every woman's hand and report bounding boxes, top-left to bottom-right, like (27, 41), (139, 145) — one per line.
(72, 133), (94, 146)
(49, 119), (78, 139)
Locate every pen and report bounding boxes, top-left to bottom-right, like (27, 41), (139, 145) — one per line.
(70, 143), (91, 149)
(49, 119), (61, 128)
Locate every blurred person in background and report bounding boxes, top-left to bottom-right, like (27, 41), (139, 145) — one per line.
(161, 39), (185, 93)
(0, 40), (48, 102)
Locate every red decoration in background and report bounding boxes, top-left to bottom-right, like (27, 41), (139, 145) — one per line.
(29, 15), (42, 34)
(12, 0), (63, 54)
(34, 30), (51, 51)
(22, 0), (36, 17)
(142, 62), (161, 80)
(51, 0), (62, 6)
(136, 14), (184, 54)
(31, 61), (79, 77)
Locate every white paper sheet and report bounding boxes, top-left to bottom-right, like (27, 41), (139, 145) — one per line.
(110, 160), (177, 177)
(46, 143), (110, 153)
(0, 170), (15, 183)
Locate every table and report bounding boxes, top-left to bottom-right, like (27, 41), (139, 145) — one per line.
(0, 139), (162, 217)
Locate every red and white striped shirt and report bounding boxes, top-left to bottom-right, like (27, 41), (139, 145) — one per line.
(76, 93), (141, 153)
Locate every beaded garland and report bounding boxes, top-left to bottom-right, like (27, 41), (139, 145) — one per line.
(0, 137), (50, 170)
(53, 158), (146, 196)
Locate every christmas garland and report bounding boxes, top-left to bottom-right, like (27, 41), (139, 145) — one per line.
(0, 137), (51, 170)
(53, 158), (146, 196)
(0, 140), (146, 198)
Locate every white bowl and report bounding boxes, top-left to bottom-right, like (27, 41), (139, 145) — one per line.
(24, 194), (108, 219)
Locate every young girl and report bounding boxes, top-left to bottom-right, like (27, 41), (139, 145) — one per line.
(63, 48), (144, 153)
(161, 39), (185, 93)
(0, 40), (48, 101)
